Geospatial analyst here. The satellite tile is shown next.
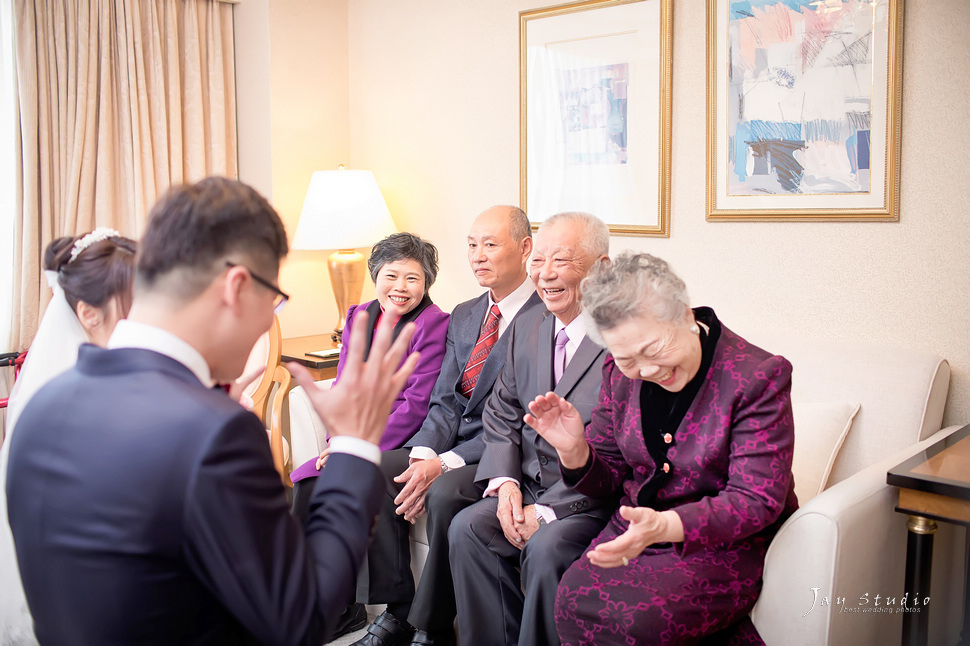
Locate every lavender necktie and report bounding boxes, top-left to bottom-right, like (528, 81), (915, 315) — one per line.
(554, 328), (569, 385)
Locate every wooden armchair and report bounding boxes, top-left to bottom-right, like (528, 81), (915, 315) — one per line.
(248, 316), (293, 487)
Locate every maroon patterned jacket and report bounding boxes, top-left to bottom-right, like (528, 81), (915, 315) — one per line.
(573, 308), (798, 555)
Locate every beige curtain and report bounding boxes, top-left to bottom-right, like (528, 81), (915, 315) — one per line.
(9, 0), (237, 350)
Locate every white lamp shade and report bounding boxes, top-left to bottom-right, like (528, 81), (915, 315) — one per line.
(292, 170), (397, 250)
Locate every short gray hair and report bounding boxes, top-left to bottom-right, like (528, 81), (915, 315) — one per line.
(367, 232), (439, 291)
(580, 252), (690, 347)
(538, 211), (609, 259)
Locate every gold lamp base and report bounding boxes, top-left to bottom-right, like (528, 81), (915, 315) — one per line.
(327, 249), (366, 339)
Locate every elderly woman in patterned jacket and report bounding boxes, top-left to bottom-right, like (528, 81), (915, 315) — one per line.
(525, 252), (798, 645)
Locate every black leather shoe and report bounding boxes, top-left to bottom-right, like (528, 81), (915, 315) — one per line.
(330, 602), (368, 640)
(410, 629), (457, 646)
(350, 611), (415, 646)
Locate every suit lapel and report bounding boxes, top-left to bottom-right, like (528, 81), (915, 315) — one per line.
(554, 334), (604, 398)
(455, 293), (489, 371)
(536, 313), (555, 395)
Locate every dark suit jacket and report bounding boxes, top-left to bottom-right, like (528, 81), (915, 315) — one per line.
(406, 291), (544, 464)
(475, 307), (610, 519)
(6, 345), (382, 646)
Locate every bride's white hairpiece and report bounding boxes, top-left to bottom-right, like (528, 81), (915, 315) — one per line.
(68, 228), (121, 264)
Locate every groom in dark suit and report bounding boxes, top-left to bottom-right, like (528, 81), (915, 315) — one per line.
(449, 212), (613, 646)
(351, 205), (542, 646)
(6, 177), (419, 646)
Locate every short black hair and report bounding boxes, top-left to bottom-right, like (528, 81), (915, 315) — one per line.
(367, 232), (439, 290)
(136, 177), (288, 298)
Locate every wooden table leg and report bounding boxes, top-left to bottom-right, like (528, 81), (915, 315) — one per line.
(903, 515), (937, 646)
(961, 528), (970, 646)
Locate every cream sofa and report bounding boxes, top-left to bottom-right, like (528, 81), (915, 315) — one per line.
(744, 333), (960, 646)
(289, 335), (961, 644)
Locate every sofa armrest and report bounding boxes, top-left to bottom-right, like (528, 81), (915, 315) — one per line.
(287, 380), (334, 469)
(752, 425), (964, 646)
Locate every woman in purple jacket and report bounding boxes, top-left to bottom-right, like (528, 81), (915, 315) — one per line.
(291, 232), (449, 483)
(525, 252), (797, 645)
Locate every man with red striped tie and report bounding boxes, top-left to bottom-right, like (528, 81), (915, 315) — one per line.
(349, 206), (544, 646)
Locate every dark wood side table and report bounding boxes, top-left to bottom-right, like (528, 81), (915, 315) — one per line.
(887, 424), (970, 646)
(281, 334), (340, 382)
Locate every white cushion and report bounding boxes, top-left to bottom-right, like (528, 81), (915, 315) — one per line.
(791, 401), (860, 503)
(265, 428), (291, 470)
(287, 380), (334, 468)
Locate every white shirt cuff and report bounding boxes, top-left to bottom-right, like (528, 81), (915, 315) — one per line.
(329, 436), (381, 466)
(484, 476), (519, 498)
(439, 450), (466, 470)
(409, 446), (437, 461)
(534, 503), (557, 524)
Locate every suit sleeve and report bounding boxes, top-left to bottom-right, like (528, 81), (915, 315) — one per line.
(449, 425), (485, 465)
(182, 411), (383, 646)
(474, 326), (525, 484)
(380, 308), (450, 450)
(674, 355), (795, 555)
(405, 312), (464, 455)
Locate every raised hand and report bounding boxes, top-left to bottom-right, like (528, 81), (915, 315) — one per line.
(524, 392), (590, 469)
(587, 506), (684, 569)
(288, 310), (419, 446)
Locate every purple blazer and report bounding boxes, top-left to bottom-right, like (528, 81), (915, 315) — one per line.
(291, 299), (449, 481)
(574, 314), (798, 555)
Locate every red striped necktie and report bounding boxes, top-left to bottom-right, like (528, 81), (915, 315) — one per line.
(459, 304), (501, 398)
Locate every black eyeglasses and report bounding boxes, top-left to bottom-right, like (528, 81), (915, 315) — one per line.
(225, 261), (289, 314)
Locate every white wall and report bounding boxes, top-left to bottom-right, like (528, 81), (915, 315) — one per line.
(345, 0), (970, 428)
(236, 0), (356, 338)
(237, 0), (969, 428)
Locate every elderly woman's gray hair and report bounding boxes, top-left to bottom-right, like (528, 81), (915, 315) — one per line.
(581, 252), (690, 346)
(538, 212), (609, 259)
(367, 232), (439, 290)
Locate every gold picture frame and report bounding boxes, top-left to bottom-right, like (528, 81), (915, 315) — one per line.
(520, 0), (673, 237)
(706, 0), (904, 222)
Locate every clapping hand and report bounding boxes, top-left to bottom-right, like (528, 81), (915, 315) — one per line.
(587, 506), (685, 568)
(524, 392), (590, 469)
(289, 310), (419, 446)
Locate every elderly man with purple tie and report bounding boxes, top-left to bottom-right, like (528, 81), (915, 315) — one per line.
(448, 211), (613, 646)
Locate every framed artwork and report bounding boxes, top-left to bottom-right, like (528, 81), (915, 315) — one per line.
(520, 0), (673, 236)
(707, 0), (904, 221)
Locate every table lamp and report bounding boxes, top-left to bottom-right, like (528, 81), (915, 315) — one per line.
(292, 167), (397, 336)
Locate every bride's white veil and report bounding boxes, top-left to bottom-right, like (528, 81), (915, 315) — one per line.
(1, 269), (88, 645)
(5, 271), (88, 435)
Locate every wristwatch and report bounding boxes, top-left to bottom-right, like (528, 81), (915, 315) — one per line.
(535, 507), (547, 526)
(439, 457), (452, 474)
